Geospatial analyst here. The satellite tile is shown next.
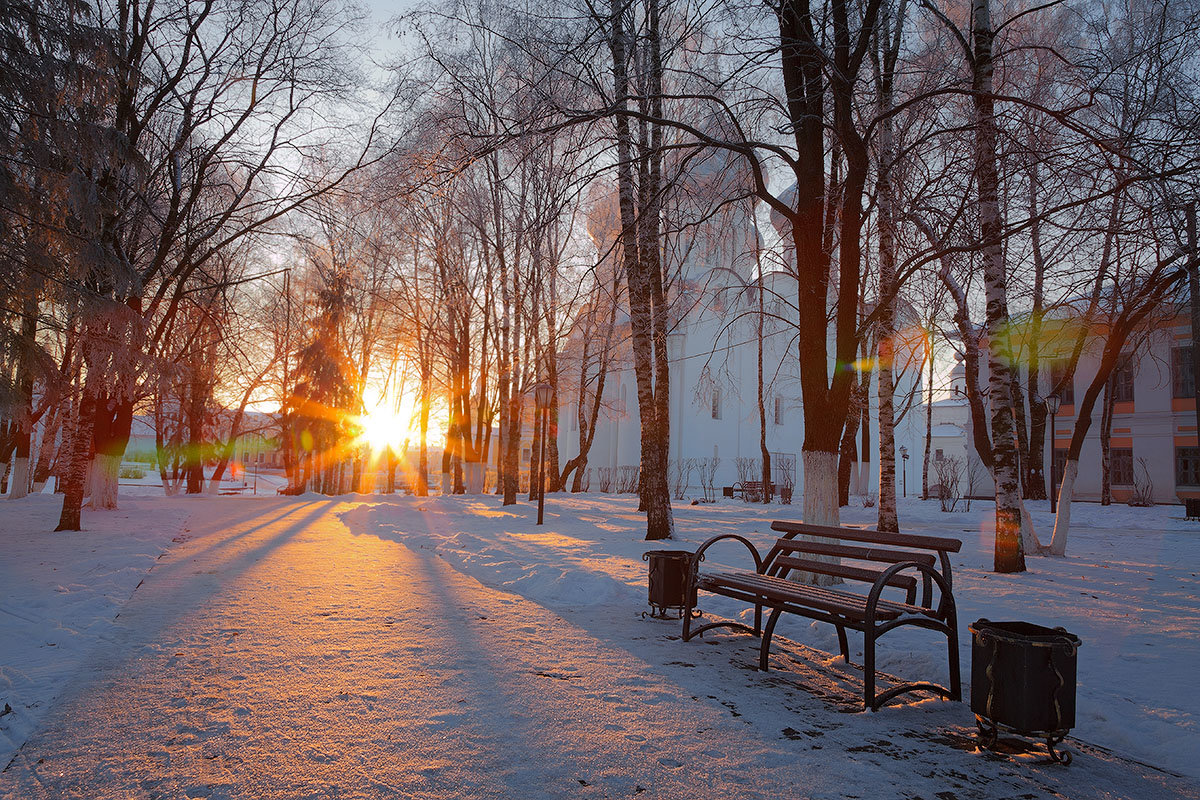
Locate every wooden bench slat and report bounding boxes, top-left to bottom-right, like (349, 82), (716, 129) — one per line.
(773, 555), (917, 591)
(770, 520), (962, 553)
(702, 572), (886, 620)
(701, 571), (931, 623)
(773, 539), (937, 566)
(715, 571), (929, 616)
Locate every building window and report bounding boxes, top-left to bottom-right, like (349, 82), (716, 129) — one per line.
(1173, 346), (1196, 399)
(1178, 447), (1200, 487)
(711, 386), (722, 420)
(774, 395), (784, 426)
(522, 447), (531, 463)
(1048, 360), (1075, 405)
(935, 448), (944, 462)
(1110, 355), (1135, 403)
(1109, 447), (1134, 486)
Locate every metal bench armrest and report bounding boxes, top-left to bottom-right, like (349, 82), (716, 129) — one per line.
(865, 560), (955, 625)
(691, 534), (765, 582)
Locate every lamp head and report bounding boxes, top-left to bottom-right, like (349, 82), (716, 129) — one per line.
(1045, 393), (1061, 415)
(533, 382), (552, 408)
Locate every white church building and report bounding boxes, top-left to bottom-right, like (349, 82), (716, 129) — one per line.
(555, 168), (928, 504)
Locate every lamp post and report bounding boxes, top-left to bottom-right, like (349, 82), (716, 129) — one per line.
(533, 382), (552, 525)
(1046, 393), (1061, 513)
(899, 445), (909, 498)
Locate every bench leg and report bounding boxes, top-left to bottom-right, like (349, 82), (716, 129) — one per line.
(682, 587), (696, 641)
(759, 607), (784, 671)
(864, 627), (877, 711)
(754, 603), (762, 637)
(836, 625), (850, 664)
(945, 607), (962, 702)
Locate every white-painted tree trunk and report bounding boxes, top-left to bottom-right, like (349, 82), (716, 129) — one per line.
(464, 462), (485, 494)
(1017, 494), (1043, 555)
(9, 457), (30, 499)
(88, 454), (120, 510)
(1049, 459), (1078, 556)
(801, 450), (841, 586)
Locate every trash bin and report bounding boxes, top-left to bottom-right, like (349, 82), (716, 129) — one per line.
(969, 619), (1081, 763)
(642, 550), (696, 619)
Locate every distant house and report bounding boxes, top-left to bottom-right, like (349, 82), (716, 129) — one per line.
(122, 411), (284, 469)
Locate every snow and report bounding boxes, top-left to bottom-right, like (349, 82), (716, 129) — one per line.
(343, 494), (1200, 779)
(0, 490), (1197, 798)
(0, 494), (192, 768)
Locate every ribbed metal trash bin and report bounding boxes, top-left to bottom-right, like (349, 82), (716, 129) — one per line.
(969, 619), (1081, 763)
(642, 550), (696, 619)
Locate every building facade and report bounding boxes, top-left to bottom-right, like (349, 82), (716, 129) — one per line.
(930, 312), (1196, 505)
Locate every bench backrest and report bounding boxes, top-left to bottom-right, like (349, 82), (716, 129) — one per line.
(765, 521), (962, 603)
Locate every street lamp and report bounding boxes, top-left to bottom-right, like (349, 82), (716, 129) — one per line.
(533, 382), (552, 525)
(899, 445), (909, 498)
(1045, 393), (1062, 513)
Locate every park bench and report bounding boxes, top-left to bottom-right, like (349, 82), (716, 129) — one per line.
(682, 520), (962, 711)
(723, 480), (774, 502)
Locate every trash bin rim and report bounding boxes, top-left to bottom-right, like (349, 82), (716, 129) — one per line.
(969, 618), (1081, 649)
(642, 549), (694, 562)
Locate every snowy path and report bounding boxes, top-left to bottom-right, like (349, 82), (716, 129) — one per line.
(1, 497), (1196, 799)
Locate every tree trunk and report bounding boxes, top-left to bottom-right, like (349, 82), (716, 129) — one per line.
(922, 335), (934, 501)
(416, 363), (431, 496)
(503, 392), (522, 504)
(875, 92), (899, 532)
(56, 385), (96, 531)
(1049, 460), (1079, 556)
(607, 0), (673, 540)
(528, 400), (542, 502)
(758, 281), (772, 503)
(973, 0), (1024, 572)
(9, 456), (30, 500)
(799, 449), (841, 585)
(185, 372), (207, 494)
(1025, 163), (1048, 500)
(33, 404), (60, 489)
(89, 455), (121, 508)
(1099, 375), (1114, 505)
(562, 323), (610, 492)
(88, 398), (133, 510)
(9, 295), (37, 500)
(838, 396), (859, 507)
(1187, 204), (1200, 441)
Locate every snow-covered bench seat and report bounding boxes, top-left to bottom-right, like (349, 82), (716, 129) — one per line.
(682, 520), (963, 711)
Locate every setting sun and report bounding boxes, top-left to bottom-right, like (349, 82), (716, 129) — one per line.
(358, 405), (412, 452)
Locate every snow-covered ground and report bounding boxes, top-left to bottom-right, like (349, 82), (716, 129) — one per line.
(0, 494), (192, 767)
(343, 493), (1200, 779)
(1, 489), (1196, 797)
